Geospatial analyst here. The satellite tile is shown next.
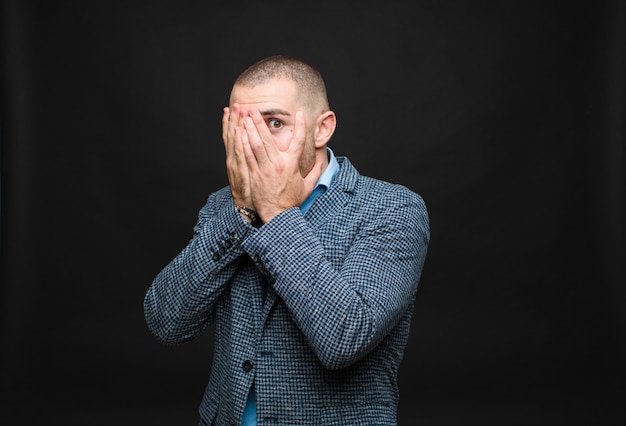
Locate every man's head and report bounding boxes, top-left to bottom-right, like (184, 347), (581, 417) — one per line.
(229, 55), (336, 174)
(233, 55), (330, 118)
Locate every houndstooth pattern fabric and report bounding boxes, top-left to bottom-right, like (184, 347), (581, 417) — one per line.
(144, 157), (430, 425)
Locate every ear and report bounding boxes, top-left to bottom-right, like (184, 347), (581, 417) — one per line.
(313, 110), (337, 148)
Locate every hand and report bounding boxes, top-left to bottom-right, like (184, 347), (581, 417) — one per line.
(241, 108), (323, 223)
(222, 104), (253, 209)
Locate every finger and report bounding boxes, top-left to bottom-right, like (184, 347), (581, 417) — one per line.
(221, 107), (230, 147)
(288, 111), (307, 156)
(223, 107), (237, 166)
(250, 108), (283, 160)
(239, 125), (258, 173)
(229, 104), (244, 137)
(243, 114), (272, 165)
(233, 126), (249, 171)
(224, 107), (238, 174)
(224, 104), (242, 153)
(303, 159), (324, 192)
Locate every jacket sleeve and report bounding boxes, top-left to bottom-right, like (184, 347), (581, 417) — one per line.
(241, 187), (430, 370)
(143, 191), (254, 345)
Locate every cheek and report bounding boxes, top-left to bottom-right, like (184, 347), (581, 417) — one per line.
(298, 136), (317, 172)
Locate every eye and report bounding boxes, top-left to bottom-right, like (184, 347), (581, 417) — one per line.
(268, 118), (283, 130)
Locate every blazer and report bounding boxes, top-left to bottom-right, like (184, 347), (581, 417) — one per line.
(144, 156), (430, 425)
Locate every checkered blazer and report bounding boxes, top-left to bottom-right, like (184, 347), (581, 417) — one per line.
(144, 156), (430, 425)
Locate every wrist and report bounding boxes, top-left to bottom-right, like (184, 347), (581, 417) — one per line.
(236, 206), (261, 228)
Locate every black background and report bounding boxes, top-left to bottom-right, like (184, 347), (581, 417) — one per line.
(1, 1), (624, 425)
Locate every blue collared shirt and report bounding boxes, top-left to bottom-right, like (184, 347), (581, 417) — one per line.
(241, 147), (339, 426)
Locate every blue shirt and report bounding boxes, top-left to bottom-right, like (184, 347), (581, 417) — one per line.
(241, 147), (339, 426)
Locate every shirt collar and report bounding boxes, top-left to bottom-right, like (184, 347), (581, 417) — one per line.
(299, 147), (339, 215)
(316, 147), (339, 190)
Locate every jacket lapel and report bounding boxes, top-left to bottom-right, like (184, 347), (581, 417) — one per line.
(258, 156), (360, 326)
(303, 156), (358, 229)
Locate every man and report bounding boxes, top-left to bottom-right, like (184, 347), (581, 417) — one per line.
(144, 55), (430, 425)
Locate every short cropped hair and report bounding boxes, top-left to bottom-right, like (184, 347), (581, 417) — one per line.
(233, 55), (330, 114)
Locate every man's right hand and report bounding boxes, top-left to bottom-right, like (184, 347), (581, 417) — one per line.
(223, 103), (254, 210)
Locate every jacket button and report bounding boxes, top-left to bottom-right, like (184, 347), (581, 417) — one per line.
(242, 360), (253, 372)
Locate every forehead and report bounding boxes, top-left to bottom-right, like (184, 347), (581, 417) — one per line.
(229, 78), (299, 110)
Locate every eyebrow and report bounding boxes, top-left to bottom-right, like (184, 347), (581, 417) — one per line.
(260, 108), (291, 117)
